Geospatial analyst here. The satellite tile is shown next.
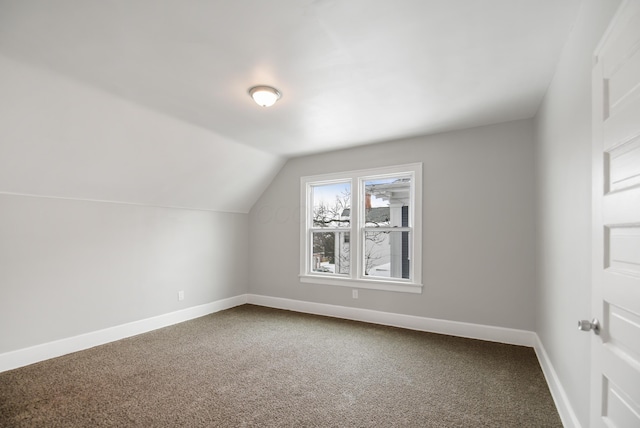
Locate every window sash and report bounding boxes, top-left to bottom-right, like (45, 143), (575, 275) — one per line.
(309, 230), (351, 276)
(360, 229), (412, 281)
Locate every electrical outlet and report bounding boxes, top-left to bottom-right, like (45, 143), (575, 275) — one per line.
(352, 289), (358, 299)
(178, 290), (184, 301)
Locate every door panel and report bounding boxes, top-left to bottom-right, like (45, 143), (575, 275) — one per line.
(607, 226), (640, 274)
(607, 304), (640, 358)
(602, 376), (640, 428)
(607, 136), (640, 192)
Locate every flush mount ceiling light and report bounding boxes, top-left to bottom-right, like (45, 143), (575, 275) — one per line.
(248, 85), (282, 107)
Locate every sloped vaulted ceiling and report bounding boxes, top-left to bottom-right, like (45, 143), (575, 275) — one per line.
(0, 54), (282, 213)
(0, 0), (581, 212)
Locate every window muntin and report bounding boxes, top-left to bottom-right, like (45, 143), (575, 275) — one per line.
(301, 164), (422, 293)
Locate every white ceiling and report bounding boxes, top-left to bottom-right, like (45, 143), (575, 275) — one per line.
(0, 0), (581, 158)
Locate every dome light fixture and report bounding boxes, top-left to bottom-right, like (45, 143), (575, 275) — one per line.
(248, 85), (282, 107)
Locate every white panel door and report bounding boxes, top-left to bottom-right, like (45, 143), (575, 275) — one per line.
(591, 1), (640, 427)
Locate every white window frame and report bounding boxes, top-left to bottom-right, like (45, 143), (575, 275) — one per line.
(300, 163), (423, 293)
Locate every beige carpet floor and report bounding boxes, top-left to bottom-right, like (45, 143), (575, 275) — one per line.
(0, 305), (562, 427)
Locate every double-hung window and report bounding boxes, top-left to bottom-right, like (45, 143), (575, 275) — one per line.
(300, 163), (422, 293)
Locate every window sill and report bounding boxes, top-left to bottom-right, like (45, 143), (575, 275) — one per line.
(299, 274), (423, 294)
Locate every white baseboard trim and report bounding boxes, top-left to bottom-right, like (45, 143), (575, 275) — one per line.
(534, 334), (581, 428)
(0, 295), (247, 373)
(246, 294), (536, 347)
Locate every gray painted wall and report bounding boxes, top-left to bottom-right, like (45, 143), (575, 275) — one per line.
(534, 0), (620, 426)
(249, 119), (536, 331)
(0, 52), (264, 356)
(0, 194), (249, 354)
